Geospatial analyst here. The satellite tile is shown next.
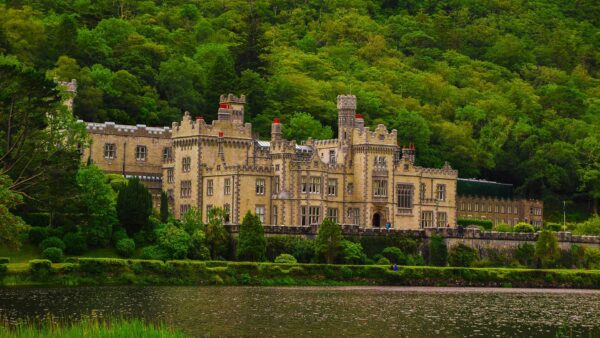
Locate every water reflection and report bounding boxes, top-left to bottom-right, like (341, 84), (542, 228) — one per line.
(1, 286), (599, 337)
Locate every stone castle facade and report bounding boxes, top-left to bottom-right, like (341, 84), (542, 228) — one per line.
(82, 94), (459, 229)
(456, 194), (544, 227)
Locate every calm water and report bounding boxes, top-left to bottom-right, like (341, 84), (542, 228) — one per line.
(1, 286), (600, 337)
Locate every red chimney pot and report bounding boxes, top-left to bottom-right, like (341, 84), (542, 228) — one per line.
(410, 143), (415, 150)
(273, 118), (280, 124)
(218, 131), (224, 138)
(196, 116), (203, 120)
(355, 114), (364, 119)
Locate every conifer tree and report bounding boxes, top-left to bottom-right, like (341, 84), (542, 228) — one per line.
(315, 218), (342, 264)
(160, 191), (169, 223)
(237, 210), (266, 261)
(116, 177), (152, 236)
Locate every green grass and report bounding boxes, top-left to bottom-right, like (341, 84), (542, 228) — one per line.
(0, 244), (40, 263)
(0, 318), (189, 338)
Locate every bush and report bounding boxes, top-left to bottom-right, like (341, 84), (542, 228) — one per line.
(584, 248), (600, 269)
(457, 218), (493, 230)
(513, 223), (535, 233)
(573, 216), (600, 236)
(340, 240), (366, 264)
(545, 223), (563, 231)
(188, 230), (210, 260)
(428, 234), (448, 266)
(112, 227), (128, 245)
(381, 247), (406, 264)
(237, 211), (266, 261)
(535, 230), (560, 268)
(158, 223), (190, 259)
(494, 223), (513, 232)
(448, 244), (477, 267)
(29, 259), (52, 279)
(291, 238), (316, 263)
(42, 247), (63, 263)
(116, 238), (136, 258)
(0, 257), (9, 264)
(140, 245), (169, 261)
(376, 257), (391, 265)
(514, 243), (535, 267)
(28, 227), (50, 245)
(40, 236), (66, 251)
(275, 253), (297, 264)
(315, 219), (342, 264)
(63, 232), (88, 255)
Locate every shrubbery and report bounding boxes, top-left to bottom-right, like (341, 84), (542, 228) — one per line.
(42, 247), (63, 263)
(116, 238), (136, 258)
(28, 227), (49, 245)
(513, 223), (535, 233)
(140, 245), (169, 261)
(40, 236), (65, 251)
(545, 223), (563, 231)
(584, 248), (600, 269)
(340, 240), (366, 264)
(29, 259), (52, 280)
(494, 223), (513, 232)
(381, 247), (405, 264)
(315, 219), (342, 264)
(535, 230), (560, 268)
(274, 254), (297, 264)
(111, 227), (128, 245)
(428, 234), (448, 267)
(514, 243), (535, 267)
(448, 244), (477, 267)
(573, 216), (600, 236)
(237, 211), (266, 261)
(157, 224), (190, 259)
(457, 218), (493, 230)
(63, 232), (88, 255)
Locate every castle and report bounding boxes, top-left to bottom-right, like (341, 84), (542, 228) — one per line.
(82, 94), (460, 229)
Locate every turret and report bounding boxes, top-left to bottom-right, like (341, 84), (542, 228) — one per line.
(218, 94), (246, 124)
(271, 117), (282, 141)
(337, 94), (356, 141)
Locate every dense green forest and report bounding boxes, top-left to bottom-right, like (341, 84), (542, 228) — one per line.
(0, 0), (599, 220)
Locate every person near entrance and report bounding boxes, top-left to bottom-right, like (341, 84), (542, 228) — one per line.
(385, 221), (391, 230)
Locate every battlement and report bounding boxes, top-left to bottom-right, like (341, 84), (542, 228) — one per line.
(84, 121), (171, 138)
(171, 112), (252, 139)
(413, 162), (458, 177)
(352, 124), (398, 146)
(220, 94), (246, 104)
(337, 95), (356, 110)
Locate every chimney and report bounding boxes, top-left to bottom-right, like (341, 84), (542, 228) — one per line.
(354, 114), (364, 130)
(271, 117), (282, 141)
(337, 94), (357, 141)
(402, 144), (416, 163)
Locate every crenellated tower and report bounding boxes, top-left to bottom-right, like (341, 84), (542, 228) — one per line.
(337, 95), (356, 142)
(218, 94), (246, 124)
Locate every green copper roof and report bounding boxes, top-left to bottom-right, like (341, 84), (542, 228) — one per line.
(457, 178), (513, 199)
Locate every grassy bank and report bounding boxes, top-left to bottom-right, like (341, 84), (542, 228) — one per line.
(3, 258), (600, 288)
(0, 318), (188, 338)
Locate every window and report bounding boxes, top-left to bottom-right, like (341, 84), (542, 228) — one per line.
(274, 176), (280, 194)
(397, 184), (414, 209)
(508, 206), (512, 214)
(327, 208), (339, 223)
(421, 211), (434, 228)
(135, 145), (147, 161)
(180, 204), (190, 215)
(162, 147), (172, 162)
(222, 204), (230, 223)
(206, 179), (213, 196)
(514, 206), (518, 214)
(167, 168), (174, 183)
(420, 183), (426, 200)
(531, 207), (542, 216)
(180, 180), (191, 198)
(468, 203), (472, 211)
(255, 205), (265, 223)
(436, 184), (446, 201)
(495, 205), (499, 213)
(347, 208), (360, 225)
(474, 203), (479, 212)
(461, 202), (465, 211)
(347, 183), (353, 194)
(327, 179), (337, 196)
(224, 178), (231, 195)
(272, 206), (278, 225)
(329, 150), (336, 163)
(309, 206), (320, 224)
(275, 164), (280, 171)
(309, 177), (321, 194)
(301, 206), (307, 226)
(501, 206), (505, 213)
(301, 176), (307, 193)
(182, 157), (191, 172)
(256, 178), (265, 195)
(437, 212), (447, 227)
(373, 179), (387, 197)
(488, 204), (492, 212)
(104, 143), (116, 159)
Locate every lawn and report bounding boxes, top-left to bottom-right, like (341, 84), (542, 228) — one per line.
(0, 243), (40, 263)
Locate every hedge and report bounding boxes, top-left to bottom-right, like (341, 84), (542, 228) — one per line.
(0, 258), (9, 264)
(2, 258), (600, 288)
(457, 218), (493, 230)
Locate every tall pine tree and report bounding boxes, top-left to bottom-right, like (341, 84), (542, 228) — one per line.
(116, 177), (152, 236)
(237, 210), (266, 261)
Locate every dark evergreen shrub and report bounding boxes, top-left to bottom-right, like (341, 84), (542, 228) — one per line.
(237, 211), (266, 261)
(448, 244), (477, 267)
(140, 245), (169, 261)
(160, 191), (169, 222)
(42, 247), (63, 263)
(275, 253), (297, 264)
(514, 243), (536, 267)
(40, 236), (65, 251)
(291, 238), (316, 263)
(428, 234), (448, 267)
(28, 227), (49, 245)
(116, 177), (153, 236)
(29, 259), (52, 280)
(63, 232), (88, 255)
(315, 218), (342, 264)
(112, 227), (128, 244)
(0, 257), (9, 264)
(381, 247), (406, 264)
(116, 238), (136, 258)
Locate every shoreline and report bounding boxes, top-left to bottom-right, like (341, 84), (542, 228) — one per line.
(2, 258), (600, 289)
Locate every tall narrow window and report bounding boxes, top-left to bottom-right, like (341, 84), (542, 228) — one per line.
(327, 179), (337, 196)
(224, 178), (231, 195)
(308, 206), (320, 224)
(180, 204), (190, 215)
(180, 180), (191, 198)
(397, 184), (413, 209)
(327, 208), (339, 223)
(301, 176), (307, 193)
(347, 208), (360, 225)
(347, 183), (353, 194)
(373, 180), (388, 197)
(436, 212), (447, 227)
(436, 184), (446, 201)
(167, 168), (174, 183)
(104, 143), (116, 159)
(206, 179), (213, 196)
(272, 206), (278, 225)
(309, 177), (321, 194)
(135, 145), (147, 161)
(421, 211), (434, 228)
(255, 205), (265, 223)
(182, 157), (191, 172)
(224, 204), (230, 223)
(274, 176), (280, 194)
(256, 178), (265, 195)
(329, 150), (336, 163)
(420, 183), (426, 200)
(162, 147), (172, 162)
(301, 206), (307, 226)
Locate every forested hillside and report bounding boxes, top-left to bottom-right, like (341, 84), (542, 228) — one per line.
(0, 0), (599, 219)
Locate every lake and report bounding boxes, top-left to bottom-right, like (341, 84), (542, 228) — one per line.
(1, 286), (599, 337)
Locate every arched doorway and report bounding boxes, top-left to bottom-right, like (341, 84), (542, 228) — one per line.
(372, 212), (381, 227)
